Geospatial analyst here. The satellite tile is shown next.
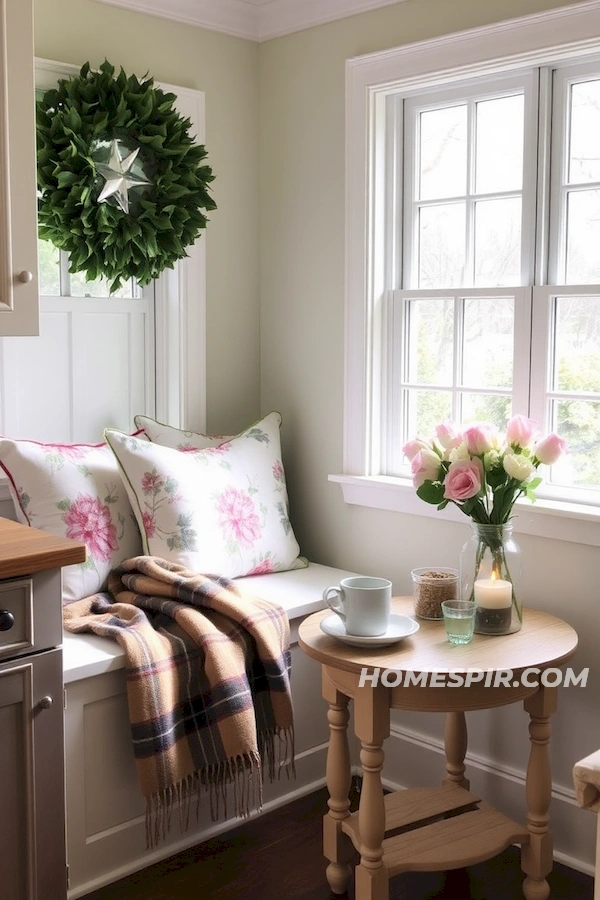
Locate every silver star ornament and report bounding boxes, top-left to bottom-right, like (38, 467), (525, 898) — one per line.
(96, 140), (151, 214)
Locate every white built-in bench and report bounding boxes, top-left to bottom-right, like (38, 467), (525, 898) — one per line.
(62, 562), (359, 899)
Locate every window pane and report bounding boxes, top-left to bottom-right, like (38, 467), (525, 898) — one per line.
(553, 398), (600, 488)
(554, 295), (600, 393)
(475, 94), (524, 194)
(474, 198), (521, 287)
(407, 298), (454, 385)
(462, 296), (513, 388)
(419, 105), (467, 201)
(37, 238), (60, 296)
(406, 389), (452, 439)
(569, 79), (600, 184)
(565, 190), (600, 283)
(419, 203), (465, 288)
(69, 271), (139, 299)
(461, 392), (511, 429)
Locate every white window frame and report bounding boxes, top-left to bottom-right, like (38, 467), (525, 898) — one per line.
(331, 0), (600, 547)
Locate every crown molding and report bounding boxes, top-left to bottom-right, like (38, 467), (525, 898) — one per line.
(89, 0), (407, 41)
(89, 0), (259, 39)
(256, 0), (405, 40)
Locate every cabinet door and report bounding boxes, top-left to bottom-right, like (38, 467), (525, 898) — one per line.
(0, 649), (66, 900)
(0, 0), (39, 335)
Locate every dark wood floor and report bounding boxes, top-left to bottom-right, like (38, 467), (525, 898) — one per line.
(83, 787), (594, 900)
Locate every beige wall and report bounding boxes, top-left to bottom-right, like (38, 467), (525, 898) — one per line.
(34, 0), (261, 435)
(258, 0), (600, 870)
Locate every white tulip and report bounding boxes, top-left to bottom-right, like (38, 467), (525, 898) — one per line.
(503, 452), (535, 482)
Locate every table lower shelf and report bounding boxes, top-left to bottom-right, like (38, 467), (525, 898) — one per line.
(340, 784), (530, 878)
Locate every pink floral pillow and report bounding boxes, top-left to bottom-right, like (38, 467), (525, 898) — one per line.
(133, 414), (234, 450)
(105, 412), (307, 579)
(0, 437), (144, 603)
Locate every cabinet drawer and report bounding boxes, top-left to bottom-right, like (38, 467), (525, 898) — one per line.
(0, 577), (33, 658)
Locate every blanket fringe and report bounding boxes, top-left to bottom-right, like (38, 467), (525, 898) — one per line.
(259, 725), (296, 782)
(145, 750), (264, 849)
(145, 727), (295, 849)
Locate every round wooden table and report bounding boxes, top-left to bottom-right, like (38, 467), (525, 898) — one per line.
(298, 596), (578, 900)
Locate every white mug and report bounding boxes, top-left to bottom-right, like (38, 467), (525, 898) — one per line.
(323, 576), (392, 637)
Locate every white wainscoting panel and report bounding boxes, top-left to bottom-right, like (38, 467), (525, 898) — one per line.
(0, 310), (72, 440)
(0, 298), (152, 443)
(83, 690), (144, 836)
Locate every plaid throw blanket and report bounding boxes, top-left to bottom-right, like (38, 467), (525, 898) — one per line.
(63, 556), (295, 847)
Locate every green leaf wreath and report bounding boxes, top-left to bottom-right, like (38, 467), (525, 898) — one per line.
(36, 60), (216, 292)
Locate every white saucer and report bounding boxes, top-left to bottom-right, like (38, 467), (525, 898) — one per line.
(320, 614), (420, 648)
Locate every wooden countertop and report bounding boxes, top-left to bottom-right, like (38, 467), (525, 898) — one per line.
(0, 516), (86, 579)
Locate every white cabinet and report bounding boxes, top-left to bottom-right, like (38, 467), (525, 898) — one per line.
(0, 0), (39, 335)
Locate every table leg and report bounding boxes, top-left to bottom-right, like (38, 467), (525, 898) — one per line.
(521, 685), (557, 900)
(322, 669), (354, 894)
(354, 683), (390, 900)
(443, 711), (470, 789)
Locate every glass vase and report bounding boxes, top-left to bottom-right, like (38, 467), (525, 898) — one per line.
(459, 522), (522, 635)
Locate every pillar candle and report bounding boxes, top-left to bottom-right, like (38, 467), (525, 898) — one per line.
(473, 578), (512, 609)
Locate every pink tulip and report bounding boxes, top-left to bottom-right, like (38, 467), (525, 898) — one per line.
(506, 415), (539, 449)
(403, 438), (430, 462)
(443, 458), (484, 501)
(533, 433), (567, 466)
(411, 448), (442, 488)
(463, 425), (497, 456)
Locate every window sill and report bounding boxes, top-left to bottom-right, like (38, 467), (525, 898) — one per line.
(329, 474), (600, 548)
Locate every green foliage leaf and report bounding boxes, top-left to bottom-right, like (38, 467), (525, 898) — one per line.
(416, 480), (445, 505)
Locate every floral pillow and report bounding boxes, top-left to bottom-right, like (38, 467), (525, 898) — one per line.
(134, 414), (234, 450)
(105, 412), (307, 578)
(0, 437), (144, 603)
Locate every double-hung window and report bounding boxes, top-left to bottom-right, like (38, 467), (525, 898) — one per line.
(337, 2), (600, 533)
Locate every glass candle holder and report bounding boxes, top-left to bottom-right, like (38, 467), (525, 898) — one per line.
(459, 522), (522, 635)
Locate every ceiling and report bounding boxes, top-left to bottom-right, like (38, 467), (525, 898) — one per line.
(91, 0), (406, 41)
